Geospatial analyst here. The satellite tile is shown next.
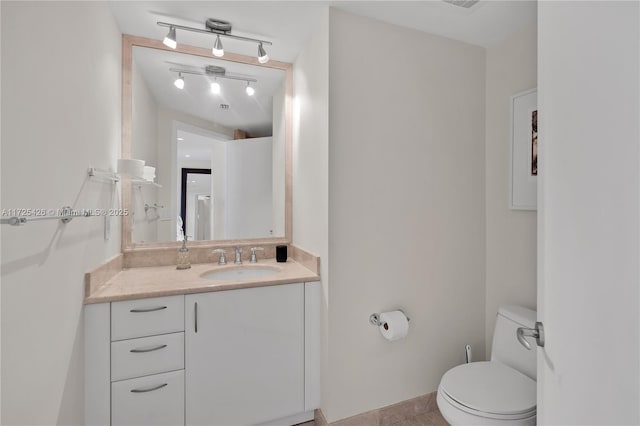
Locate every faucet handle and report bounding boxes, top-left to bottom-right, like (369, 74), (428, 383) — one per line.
(250, 247), (264, 263)
(212, 248), (226, 265)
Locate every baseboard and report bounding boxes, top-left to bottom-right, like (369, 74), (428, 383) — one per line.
(258, 410), (315, 426)
(315, 391), (438, 425)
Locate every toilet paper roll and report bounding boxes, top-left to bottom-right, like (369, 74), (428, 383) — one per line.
(117, 159), (145, 179)
(379, 310), (409, 341)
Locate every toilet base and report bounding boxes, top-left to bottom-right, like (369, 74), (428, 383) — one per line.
(436, 390), (536, 426)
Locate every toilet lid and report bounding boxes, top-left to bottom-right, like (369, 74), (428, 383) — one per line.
(439, 361), (536, 417)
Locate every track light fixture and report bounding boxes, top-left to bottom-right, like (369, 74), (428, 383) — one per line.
(245, 82), (255, 96)
(158, 19), (272, 63)
(257, 43), (269, 64)
(212, 35), (224, 57)
(174, 73), (184, 89)
(210, 79), (221, 94)
(170, 65), (256, 97)
(163, 26), (177, 49)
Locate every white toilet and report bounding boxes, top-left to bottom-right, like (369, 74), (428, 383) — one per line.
(437, 306), (537, 426)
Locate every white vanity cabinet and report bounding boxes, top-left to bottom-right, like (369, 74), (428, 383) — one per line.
(185, 283), (304, 426)
(85, 282), (320, 426)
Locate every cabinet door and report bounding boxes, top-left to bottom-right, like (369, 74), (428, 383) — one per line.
(185, 283), (304, 425)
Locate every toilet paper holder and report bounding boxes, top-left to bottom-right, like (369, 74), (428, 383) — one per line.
(369, 310), (410, 326)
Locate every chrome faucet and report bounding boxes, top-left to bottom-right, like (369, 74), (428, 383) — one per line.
(250, 247), (264, 263)
(234, 246), (243, 264)
(212, 249), (226, 265)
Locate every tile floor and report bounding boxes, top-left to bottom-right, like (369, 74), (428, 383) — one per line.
(298, 408), (449, 426)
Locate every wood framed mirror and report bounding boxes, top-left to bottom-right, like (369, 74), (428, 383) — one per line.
(121, 34), (292, 252)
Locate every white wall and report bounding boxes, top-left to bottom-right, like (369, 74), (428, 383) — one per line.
(0, 4), (4, 420)
(325, 9), (486, 422)
(485, 24), (537, 353)
(226, 137), (273, 239)
(291, 5), (329, 420)
(0, 3), (3, 420)
(537, 1), (640, 424)
(211, 142), (228, 241)
(0, 2), (121, 424)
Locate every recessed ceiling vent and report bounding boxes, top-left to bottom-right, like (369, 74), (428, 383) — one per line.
(442, 0), (480, 8)
(219, 104), (230, 110)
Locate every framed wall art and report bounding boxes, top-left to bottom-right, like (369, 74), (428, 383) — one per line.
(510, 88), (538, 210)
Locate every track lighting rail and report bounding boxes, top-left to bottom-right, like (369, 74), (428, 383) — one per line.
(169, 67), (257, 83)
(157, 21), (273, 46)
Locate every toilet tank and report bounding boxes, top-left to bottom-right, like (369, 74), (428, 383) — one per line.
(490, 305), (537, 380)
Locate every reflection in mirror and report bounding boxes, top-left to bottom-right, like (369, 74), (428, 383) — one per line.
(180, 168), (211, 241)
(130, 45), (286, 244)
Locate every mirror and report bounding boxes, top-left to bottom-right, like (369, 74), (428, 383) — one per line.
(122, 35), (291, 250)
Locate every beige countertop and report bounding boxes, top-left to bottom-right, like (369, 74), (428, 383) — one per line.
(84, 258), (320, 304)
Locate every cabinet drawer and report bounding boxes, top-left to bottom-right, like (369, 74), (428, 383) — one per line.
(112, 296), (184, 341)
(111, 332), (184, 382)
(112, 370), (184, 426)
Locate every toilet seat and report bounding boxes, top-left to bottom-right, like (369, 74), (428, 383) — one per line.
(439, 361), (536, 420)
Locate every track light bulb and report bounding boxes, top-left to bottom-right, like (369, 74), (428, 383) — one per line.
(257, 43), (269, 64)
(245, 82), (255, 96)
(163, 27), (177, 49)
(174, 73), (184, 90)
(212, 35), (224, 57)
(210, 80), (221, 94)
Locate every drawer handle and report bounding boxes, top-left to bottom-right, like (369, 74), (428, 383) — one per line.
(130, 306), (167, 313)
(130, 344), (167, 353)
(130, 383), (168, 393)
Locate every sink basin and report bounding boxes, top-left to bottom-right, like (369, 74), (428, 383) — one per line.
(200, 265), (281, 281)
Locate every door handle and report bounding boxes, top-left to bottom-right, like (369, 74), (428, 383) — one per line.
(517, 321), (545, 350)
(194, 302), (198, 333)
